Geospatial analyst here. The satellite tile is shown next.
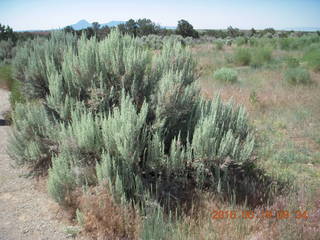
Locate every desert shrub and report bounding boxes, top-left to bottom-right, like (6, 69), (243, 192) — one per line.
(248, 37), (258, 47)
(234, 48), (251, 65)
(138, 34), (196, 50)
(214, 40), (224, 50)
(139, 34), (163, 50)
(11, 30), (261, 220)
(304, 46), (320, 72)
(12, 32), (77, 99)
(250, 47), (272, 67)
(225, 39), (232, 46)
(213, 67), (238, 83)
(285, 56), (300, 68)
(140, 203), (175, 240)
(278, 38), (293, 50)
(8, 102), (56, 175)
(0, 39), (14, 64)
(9, 78), (26, 109)
(48, 153), (76, 204)
(0, 64), (13, 89)
(277, 35), (320, 51)
(235, 36), (247, 46)
(284, 67), (311, 85)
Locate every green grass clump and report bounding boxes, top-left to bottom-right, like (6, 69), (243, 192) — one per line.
(0, 64), (13, 89)
(213, 67), (238, 83)
(278, 38), (293, 50)
(9, 78), (25, 109)
(235, 36), (247, 46)
(248, 38), (258, 47)
(304, 47), (320, 72)
(284, 67), (311, 85)
(250, 47), (272, 67)
(285, 57), (300, 68)
(234, 48), (251, 66)
(215, 40), (224, 50)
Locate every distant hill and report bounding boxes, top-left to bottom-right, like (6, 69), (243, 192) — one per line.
(17, 20), (175, 32)
(69, 19), (125, 30)
(70, 19), (92, 30)
(101, 21), (125, 27)
(283, 27), (320, 32)
(69, 19), (175, 30)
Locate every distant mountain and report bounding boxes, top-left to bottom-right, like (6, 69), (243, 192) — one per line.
(17, 20), (175, 32)
(162, 26), (176, 30)
(68, 20), (125, 30)
(70, 19), (92, 30)
(101, 21), (125, 27)
(282, 27), (320, 32)
(68, 20), (174, 30)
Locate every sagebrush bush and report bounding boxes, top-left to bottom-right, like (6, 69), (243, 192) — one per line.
(235, 36), (247, 46)
(215, 40), (224, 50)
(285, 57), (300, 68)
(12, 32), (77, 99)
(277, 35), (320, 51)
(248, 38), (258, 47)
(10, 30), (257, 214)
(278, 38), (293, 50)
(213, 67), (238, 83)
(304, 45), (320, 72)
(0, 39), (14, 64)
(250, 47), (272, 67)
(138, 34), (195, 50)
(8, 102), (56, 174)
(284, 67), (311, 85)
(47, 153), (76, 204)
(234, 48), (251, 66)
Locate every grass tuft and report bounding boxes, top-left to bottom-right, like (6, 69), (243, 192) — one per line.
(213, 67), (238, 83)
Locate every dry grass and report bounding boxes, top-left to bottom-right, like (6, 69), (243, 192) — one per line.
(77, 187), (140, 240)
(185, 42), (320, 239)
(168, 186), (320, 240)
(25, 42), (319, 240)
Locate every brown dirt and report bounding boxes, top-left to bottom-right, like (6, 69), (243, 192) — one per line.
(0, 88), (85, 240)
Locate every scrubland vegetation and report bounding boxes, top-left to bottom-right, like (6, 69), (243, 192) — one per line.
(1, 21), (320, 239)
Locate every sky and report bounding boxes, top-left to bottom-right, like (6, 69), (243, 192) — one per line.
(0, 0), (319, 31)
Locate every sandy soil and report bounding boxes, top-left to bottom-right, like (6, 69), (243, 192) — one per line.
(0, 88), (83, 240)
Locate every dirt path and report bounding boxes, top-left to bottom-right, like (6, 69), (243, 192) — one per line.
(0, 89), (80, 240)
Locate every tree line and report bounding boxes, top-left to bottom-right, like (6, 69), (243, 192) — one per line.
(64, 18), (200, 40)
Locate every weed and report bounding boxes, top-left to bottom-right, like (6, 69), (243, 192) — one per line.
(250, 47), (272, 67)
(0, 64), (13, 89)
(304, 46), (320, 72)
(234, 48), (251, 66)
(285, 56), (300, 68)
(284, 67), (312, 85)
(213, 67), (238, 83)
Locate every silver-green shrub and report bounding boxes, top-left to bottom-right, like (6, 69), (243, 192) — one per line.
(10, 29), (255, 207)
(213, 67), (238, 83)
(48, 152), (76, 204)
(8, 102), (56, 174)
